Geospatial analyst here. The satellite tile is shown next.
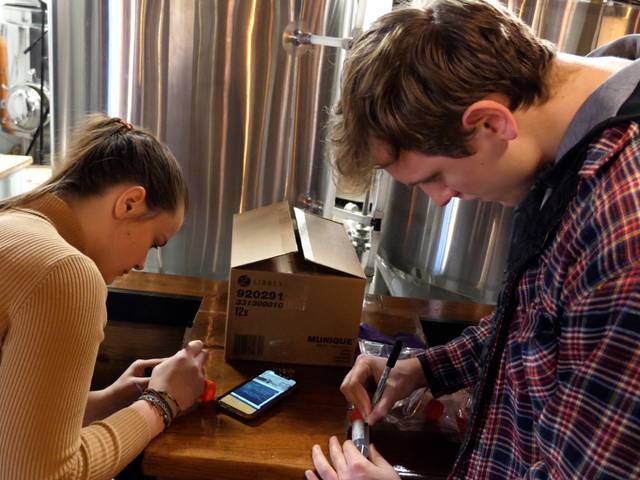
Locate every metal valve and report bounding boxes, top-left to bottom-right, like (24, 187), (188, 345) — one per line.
(282, 21), (354, 54)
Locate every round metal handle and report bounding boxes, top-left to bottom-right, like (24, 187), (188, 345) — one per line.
(6, 82), (48, 132)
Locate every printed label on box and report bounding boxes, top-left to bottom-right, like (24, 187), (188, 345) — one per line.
(230, 271), (307, 320)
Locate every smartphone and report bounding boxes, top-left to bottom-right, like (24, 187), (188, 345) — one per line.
(217, 369), (297, 419)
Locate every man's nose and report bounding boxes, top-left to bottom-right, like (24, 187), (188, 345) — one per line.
(419, 183), (456, 207)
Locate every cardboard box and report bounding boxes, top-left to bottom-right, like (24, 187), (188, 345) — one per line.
(226, 201), (366, 366)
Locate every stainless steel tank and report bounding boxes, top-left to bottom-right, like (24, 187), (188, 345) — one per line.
(0, 1), (50, 164)
(49, 0), (355, 278)
(377, 182), (513, 304)
(377, 0), (640, 304)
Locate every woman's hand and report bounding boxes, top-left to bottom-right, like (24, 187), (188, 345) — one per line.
(109, 357), (166, 405)
(148, 340), (209, 415)
(305, 436), (400, 480)
(340, 355), (426, 425)
(84, 357), (166, 425)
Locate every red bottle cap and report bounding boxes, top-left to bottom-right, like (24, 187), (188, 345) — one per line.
(424, 399), (445, 422)
(349, 407), (365, 423)
(200, 379), (216, 402)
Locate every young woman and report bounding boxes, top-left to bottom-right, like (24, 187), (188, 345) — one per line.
(0, 114), (208, 479)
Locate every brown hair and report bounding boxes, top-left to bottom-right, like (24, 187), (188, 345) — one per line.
(329, 0), (556, 190)
(0, 113), (188, 213)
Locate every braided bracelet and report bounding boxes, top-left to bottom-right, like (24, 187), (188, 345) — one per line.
(156, 389), (182, 416)
(139, 390), (173, 429)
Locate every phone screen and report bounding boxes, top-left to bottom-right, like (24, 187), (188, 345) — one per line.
(219, 370), (296, 416)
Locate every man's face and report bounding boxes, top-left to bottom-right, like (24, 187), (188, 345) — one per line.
(370, 136), (539, 207)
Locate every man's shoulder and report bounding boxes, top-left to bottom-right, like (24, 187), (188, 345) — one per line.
(568, 121), (640, 267)
(542, 121), (640, 302)
(580, 121), (640, 179)
(588, 34), (640, 60)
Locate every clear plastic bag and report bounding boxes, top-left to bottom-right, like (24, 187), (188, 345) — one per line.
(358, 332), (471, 442)
(358, 294), (471, 442)
(358, 339), (471, 441)
(383, 386), (472, 442)
(357, 338), (425, 360)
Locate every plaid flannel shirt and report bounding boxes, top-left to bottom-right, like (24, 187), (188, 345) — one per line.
(421, 120), (640, 479)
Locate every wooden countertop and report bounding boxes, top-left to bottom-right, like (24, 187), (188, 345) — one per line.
(0, 154), (32, 179)
(111, 272), (491, 480)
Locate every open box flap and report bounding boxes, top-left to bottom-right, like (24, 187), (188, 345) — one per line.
(231, 202), (298, 268)
(294, 207), (365, 279)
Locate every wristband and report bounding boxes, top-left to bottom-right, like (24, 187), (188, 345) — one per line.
(139, 389), (174, 429)
(156, 389), (182, 416)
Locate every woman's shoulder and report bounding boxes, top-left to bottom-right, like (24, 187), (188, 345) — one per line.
(1, 207), (88, 263)
(0, 209), (105, 312)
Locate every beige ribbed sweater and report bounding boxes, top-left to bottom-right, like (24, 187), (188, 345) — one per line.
(0, 194), (152, 479)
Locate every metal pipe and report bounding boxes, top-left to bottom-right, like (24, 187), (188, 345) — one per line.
(38, 0), (45, 164)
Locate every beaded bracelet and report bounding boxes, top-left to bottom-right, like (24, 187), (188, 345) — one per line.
(139, 390), (173, 429)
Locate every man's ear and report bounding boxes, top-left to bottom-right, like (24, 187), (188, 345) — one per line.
(114, 186), (148, 220)
(461, 100), (517, 141)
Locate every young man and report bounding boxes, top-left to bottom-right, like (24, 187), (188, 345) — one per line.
(306, 1), (640, 479)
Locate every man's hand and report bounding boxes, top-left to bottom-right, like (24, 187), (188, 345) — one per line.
(305, 436), (400, 480)
(341, 355), (426, 425)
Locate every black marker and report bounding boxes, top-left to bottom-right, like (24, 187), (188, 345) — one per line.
(351, 340), (404, 459)
(371, 339), (404, 407)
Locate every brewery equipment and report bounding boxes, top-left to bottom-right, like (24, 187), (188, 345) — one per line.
(49, 0), (359, 277)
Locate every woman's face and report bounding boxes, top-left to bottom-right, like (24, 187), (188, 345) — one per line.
(95, 201), (185, 284)
(76, 185), (185, 284)
(111, 205), (185, 282)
